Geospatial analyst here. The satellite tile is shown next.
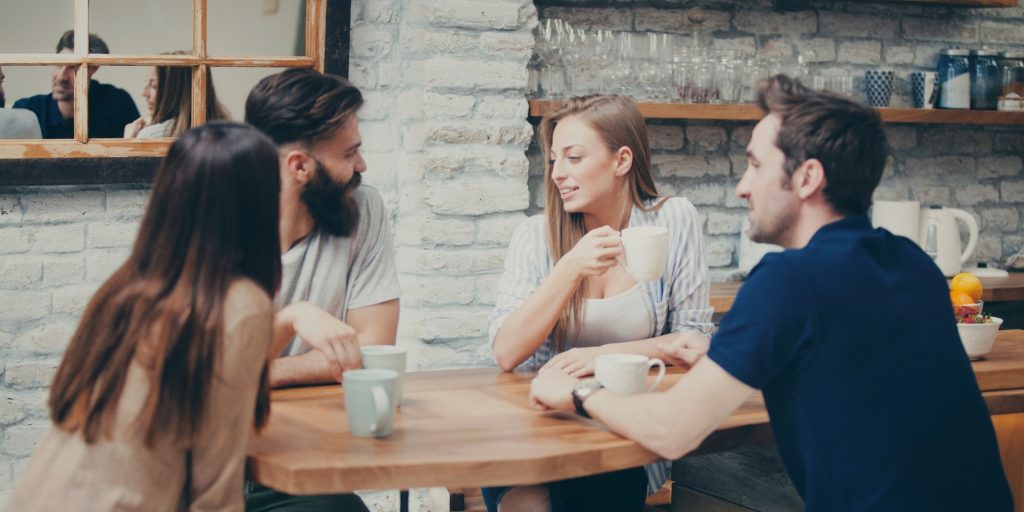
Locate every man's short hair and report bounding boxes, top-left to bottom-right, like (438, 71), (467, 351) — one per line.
(56, 30), (110, 54)
(755, 75), (889, 217)
(245, 69), (363, 147)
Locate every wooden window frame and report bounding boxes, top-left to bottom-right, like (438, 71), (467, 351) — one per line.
(0, 0), (351, 185)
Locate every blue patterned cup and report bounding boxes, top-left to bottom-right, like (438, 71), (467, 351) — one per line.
(864, 70), (895, 108)
(911, 71), (938, 109)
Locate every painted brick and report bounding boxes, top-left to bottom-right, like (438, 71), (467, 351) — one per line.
(905, 157), (976, 178)
(12, 322), (75, 355)
(797, 38), (836, 63)
(921, 129), (992, 155)
(422, 93), (477, 119)
(3, 362), (58, 390)
(735, 10), (817, 36)
(0, 195), (23, 226)
(0, 228), (32, 254)
(476, 96), (527, 119)
(351, 24), (394, 59)
(978, 21), (1022, 43)
(980, 207), (1020, 232)
(653, 154), (730, 178)
(647, 125), (685, 150)
(913, 186), (952, 206)
(730, 126), (752, 149)
(400, 28), (477, 55)
(425, 58), (528, 90)
(21, 191), (105, 223)
(875, 183), (910, 201)
(476, 214), (529, 245)
(348, 58), (379, 89)
(903, 18), (977, 43)
(687, 125), (727, 152)
(86, 250), (129, 283)
(419, 0), (522, 30)
(405, 308), (491, 341)
(679, 182), (727, 206)
(0, 260), (41, 288)
(758, 37), (794, 60)
(995, 132), (1024, 152)
(706, 211), (743, 235)
(1, 423), (48, 457)
(975, 234), (1002, 263)
(0, 397), (27, 428)
(106, 189), (149, 218)
(480, 32), (535, 59)
(820, 12), (898, 39)
(0, 291), (50, 322)
(885, 126), (917, 151)
(912, 43), (946, 68)
(474, 275), (502, 306)
(424, 176), (529, 215)
(87, 222), (138, 249)
(706, 237), (735, 268)
(33, 224), (85, 254)
(401, 275), (475, 307)
(395, 217), (476, 247)
(359, 91), (394, 121)
(978, 156), (1023, 180)
(634, 7), (731, 34)
(884, 44), (915, 66)
(1002, 181), (1024, 203)
(51, 285), (96, 317)
(711, 37), (757, 57)
(541, 7), (632, 31)
(357, 0), (398, 23)
(423, 149), (529, 179)
(955, 184), (1000, 206)
(837, 40), (881, 66)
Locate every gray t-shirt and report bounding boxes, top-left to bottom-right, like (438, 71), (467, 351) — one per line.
(275, 185), (401, 357)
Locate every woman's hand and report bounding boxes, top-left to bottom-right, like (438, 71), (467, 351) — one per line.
(124, 117), (147, 138)
(657, 330), (711, 370)
(559, 225), (622, 279)
(540, 346), (604, 377)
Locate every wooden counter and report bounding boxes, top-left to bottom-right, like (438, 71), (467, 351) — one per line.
(248, 330), (1024, 502)
(711, 273), (1024, 314)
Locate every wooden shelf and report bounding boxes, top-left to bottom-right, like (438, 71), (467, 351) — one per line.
(883, 0), (1018, 6)
(528, 100), (1024, 125)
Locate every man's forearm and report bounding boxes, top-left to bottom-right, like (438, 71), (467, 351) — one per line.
(269, 351), (339, 388)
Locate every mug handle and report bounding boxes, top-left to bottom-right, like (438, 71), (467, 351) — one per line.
(369, 386), (390, 435)
(646, 358), (666, 392)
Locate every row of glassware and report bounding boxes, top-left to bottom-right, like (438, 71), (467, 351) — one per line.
(528, 18), (855, 103)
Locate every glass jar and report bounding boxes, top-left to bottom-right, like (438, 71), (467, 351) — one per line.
(970, 49), (1001, 110)
(999, 51), (1024, 97)
(937, 48), (970, 109)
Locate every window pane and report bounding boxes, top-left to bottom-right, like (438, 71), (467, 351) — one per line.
(211, 67), (293, 124)
(0, 0), (73, 54)
(208, 0), (307, 57)
(2, 65), (69, 140)
(90, 1), (192, 56)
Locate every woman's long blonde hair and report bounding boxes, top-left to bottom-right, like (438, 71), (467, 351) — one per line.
(537, 95), (664, 353)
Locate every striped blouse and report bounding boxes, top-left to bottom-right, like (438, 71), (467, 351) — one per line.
(488, 196), (715, 493)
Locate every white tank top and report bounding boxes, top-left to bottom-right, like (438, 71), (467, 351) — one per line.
(568, 283), (653, 348)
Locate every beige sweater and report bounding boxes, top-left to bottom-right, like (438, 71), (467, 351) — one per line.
(8, 279), (273, 512)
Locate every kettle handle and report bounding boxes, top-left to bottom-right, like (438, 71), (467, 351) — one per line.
(947, 208), (979, 265)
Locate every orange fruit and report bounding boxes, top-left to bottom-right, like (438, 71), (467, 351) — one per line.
(951, 272), (983, 303)
(950, 290), (976, 307)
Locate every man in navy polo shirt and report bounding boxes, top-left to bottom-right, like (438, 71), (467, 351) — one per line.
(13, 30), (139, 139)
(531, 75), (1012, 511)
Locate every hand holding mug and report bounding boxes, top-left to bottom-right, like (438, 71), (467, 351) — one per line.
(560, 225), (622, 278)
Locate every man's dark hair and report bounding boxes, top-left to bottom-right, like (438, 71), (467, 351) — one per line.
(55, 30), (110, 54)
(755, 75), (889, 217)
(245, 68), (363, 147)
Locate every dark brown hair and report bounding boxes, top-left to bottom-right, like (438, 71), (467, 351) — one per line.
(755, 74), (889, 216)
(245, 68), (363, 147)
(152, 52), (230, 137)
(48, 122), (281, 447)
(537, 95), (664, 352)
(55, 30), (110, 54)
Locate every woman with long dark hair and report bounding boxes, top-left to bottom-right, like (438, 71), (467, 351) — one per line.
(9, 122), (280, 511)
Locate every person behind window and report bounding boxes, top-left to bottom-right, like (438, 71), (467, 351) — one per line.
(12, 30), (139, 139)
(7, 122), (349, 511)
(125, 51), (230, 139)
(0, 65), (42, 139)
(486, 94), (713, 512)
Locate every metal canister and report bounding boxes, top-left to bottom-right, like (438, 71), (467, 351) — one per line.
(999, 51), (1024, 97)
(937, 48), (970, 109)
(971, 49), (1001, 110)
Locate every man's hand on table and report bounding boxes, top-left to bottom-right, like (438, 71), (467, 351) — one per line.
(657, 330), (710, 370)
(278, 302), (363, 381)
(530, 369), (579, 412)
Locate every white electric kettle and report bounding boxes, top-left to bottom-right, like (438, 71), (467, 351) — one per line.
(871, 200), (979, 277)
(919, 206), (979, 277)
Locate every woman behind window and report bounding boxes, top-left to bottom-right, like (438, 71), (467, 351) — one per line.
(126, 51), (230, 139)
(9, 122), (280, 511)
(486, 95), (714, 512)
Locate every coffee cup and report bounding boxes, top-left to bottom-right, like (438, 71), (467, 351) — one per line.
(911, 71), (938, 109)
(343, 369), (399, 438)
(619, 226), (668, 282)
(864, 69), (895, 108)
(594, 354), (666, 394)
(361, 345), (407, 405)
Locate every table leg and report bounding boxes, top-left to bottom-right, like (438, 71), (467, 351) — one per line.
(400, 490), (409, 512)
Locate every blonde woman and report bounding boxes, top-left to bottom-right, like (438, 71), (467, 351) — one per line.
(487, 95), (713, 512)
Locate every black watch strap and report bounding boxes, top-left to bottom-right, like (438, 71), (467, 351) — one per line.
(572, 388), (591, 418)
(572, 380), (603, 419)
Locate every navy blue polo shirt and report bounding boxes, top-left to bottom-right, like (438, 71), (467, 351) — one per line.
(708, 216), (1012, 511)
(13, 80), (140, 139)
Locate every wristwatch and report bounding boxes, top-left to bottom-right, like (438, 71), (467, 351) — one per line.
(571, 378), (604, 419)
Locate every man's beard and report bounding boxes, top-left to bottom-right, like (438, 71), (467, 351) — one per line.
(301, 160), (361, 237)
(52, 80), (73, 102)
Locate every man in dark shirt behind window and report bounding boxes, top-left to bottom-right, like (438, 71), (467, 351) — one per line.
(531, 75), (1013, 511)
(13, 30), (139, 139)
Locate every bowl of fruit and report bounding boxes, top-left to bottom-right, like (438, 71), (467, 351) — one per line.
(950, 272), (1002, 360)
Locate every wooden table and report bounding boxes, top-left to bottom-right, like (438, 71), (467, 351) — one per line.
(248, 330), (1024, 506)
(710, 273), (1024, 314)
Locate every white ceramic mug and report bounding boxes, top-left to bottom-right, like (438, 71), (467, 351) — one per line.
(361, 345), (407, 406)
(594, 354), (666, 394)
(619, 226), (668, 282)
(343, 369), (399, 438)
